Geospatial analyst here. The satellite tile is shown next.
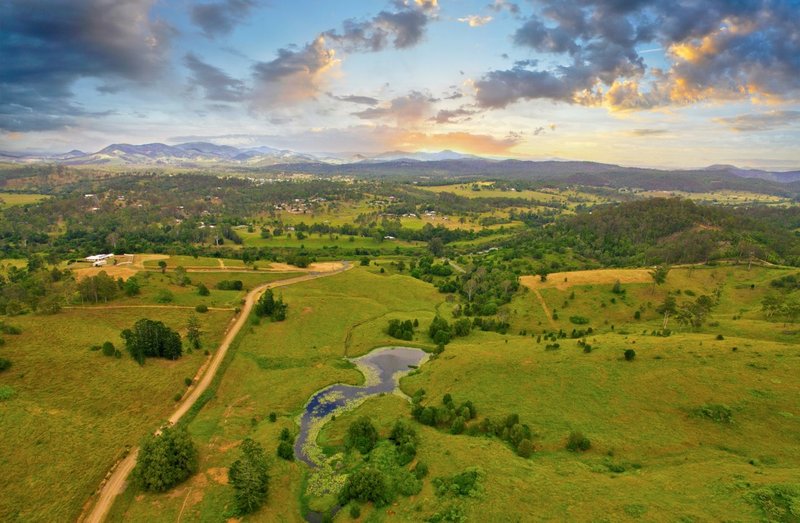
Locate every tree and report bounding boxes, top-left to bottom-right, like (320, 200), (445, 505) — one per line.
(186, 314), (201, 350)
(517, 438), (534, 458)
(277, 441), (294, 461)
(158, 260), (167, 274)
(649, 265), (670, 294)
(656, 295), (677, 329)
(255, 289), (288, 321)
(762, 293), (785, 319)
(624, 349), (636, 361)
(229, 438), (270, 515)
(121, 319), (182, 364)
(124, 277), (141, 297)
(345, 417), (378, 454)
(428, 237), (444, 257)
(338, 467), (390, 506)
(132, 426), (198, 492)
(197, 283), (210, 296)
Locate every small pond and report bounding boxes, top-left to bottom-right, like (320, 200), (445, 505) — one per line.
(294, 346), (428, 466)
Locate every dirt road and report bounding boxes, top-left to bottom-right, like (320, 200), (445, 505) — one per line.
(81, 263), (351, 523)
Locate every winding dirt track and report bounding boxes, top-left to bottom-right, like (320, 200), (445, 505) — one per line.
(81, 263), (351, 523)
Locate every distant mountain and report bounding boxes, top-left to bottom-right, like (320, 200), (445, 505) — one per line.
(704, 164), (800, 183)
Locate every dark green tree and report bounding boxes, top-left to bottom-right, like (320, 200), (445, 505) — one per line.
(132, 426), (198, 492)
(229, 438), (270, 515)
(338, 467), (390, 506)
(345, 416), (378, 454)
(121, 319), (182, 364)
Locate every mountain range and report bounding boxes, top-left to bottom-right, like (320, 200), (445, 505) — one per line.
(2, 142), (799, 187)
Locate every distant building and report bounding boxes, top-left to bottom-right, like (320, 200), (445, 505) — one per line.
(85, 253), (114, 264)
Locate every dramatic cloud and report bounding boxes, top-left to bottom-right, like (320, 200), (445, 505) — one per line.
(184, 53), (246, 101)
(352, 91), (434, 125)
(0, 0), (173, 131)
(475, 0), (800, 111)
(324, 1), (437, 52)
(327, 93), (380, 106)
(191, 0), (256, 38)
(715, 111), (800, 132)
(251, 37), (338, 106)
(458, 15), (493, 28)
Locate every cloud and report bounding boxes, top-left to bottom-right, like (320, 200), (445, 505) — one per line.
(190, 0), (256, 38)
(626, 128), (669, 136)
(458, 15), (493, 27)
(0, 0), (174, 132)
(324, 1), (437, 52)
(474, 0), (800, 111)
(352, 91), (434, 125)
(251, 37), (338, 106)
(431, 107), (476, 124)
(714, 110), (800, 132)
(488, 0), (520, 16)
(327, 93), (380, 105)
(184, 53), (246, 101)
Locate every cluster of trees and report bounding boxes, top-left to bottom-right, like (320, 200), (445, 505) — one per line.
(216, 279), (243, 290)
(411, 391), (476, 435)
(121, 318), (182, 364)
(387, 319), (416, 341)
(230, 439), (270, 515)
(276, 428), (295, 461)
(254, 289), (288, 321)
(132, 425), (198, 492)
(431, 468), (483, 498)
(428, 316), (472, 347)
(476, 414), (535, 458)
(762, 293), (800, 323)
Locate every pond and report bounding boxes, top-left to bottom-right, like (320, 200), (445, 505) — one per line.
(294, 346), (428, 466)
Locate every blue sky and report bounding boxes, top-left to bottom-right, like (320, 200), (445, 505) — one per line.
(1, 0), (799, 169)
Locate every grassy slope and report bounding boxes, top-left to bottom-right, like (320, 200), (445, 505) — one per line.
(0, 308), (232, 522)
(107, 267), (443, 521)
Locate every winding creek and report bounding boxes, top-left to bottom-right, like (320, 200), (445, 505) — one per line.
(294, 346), (429, 466)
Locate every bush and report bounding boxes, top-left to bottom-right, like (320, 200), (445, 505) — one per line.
(277, 441), (294, 461)
(216, 280), (243, 291)
(197, 283), (210, 296)
(387, 319), (414, 341)
(349, 503), (361, 519)
(338, 467), (390, 506)
(173, 393), (183, 402)
(517, 438), (534, 458)
(268, 412), (277, 422)
(195, 304), (209, 313)
(0, 357), (11, 372)
(279, 428), (291, 441)
(102, 341), (115, 357)
(345, 417), (378, 454)
(413, 462), (429, 479)
(230, 438), (270, 515)
(184, 377), (193, 387)
(624, 349), (636, 361)
(569, 316), (590, 325)
(566, 431), (591, 452)
(132, 426), (198, 492)
(155, 289), (174, 303)
(696, 404), (733, 423)
(716, 334), (724, 340)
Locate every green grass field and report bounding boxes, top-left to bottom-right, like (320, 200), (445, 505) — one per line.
(0, 192), (49, 208)
(104, 263), (800, 522)
(106, 267), (443, 521)
(0, 307), (233, 522)
(142, 255), (246, 269)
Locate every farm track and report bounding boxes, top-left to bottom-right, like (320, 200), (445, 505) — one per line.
(80, 262), (352, 523)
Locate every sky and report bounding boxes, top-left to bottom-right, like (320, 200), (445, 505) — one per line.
(1, 0), (799, 169)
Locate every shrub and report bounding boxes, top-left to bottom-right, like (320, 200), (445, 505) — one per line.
(277, 441), (294, 461)
(195, 304), (209, 313)
(566, 431), (591, 452)
(132, 426), (198, 492)
(173, 393), (183, 402)
(517, 438), (534, 458)
(413, 462), (429, 479)
(0, 385), (16, 401)
(624, 349), (636, 361)
(696, 404), (733, 423)
(387, 319), (414, 341)
(155, 289), (174, 303)
(184, 377), (193, 387)
(279, 428), (291, 441)
(197, 283), (210, 296)
(716, 334), (724, 340)
(102, 341), (116, 357)
(0, 357), (11, 372)
(268, 412), (277, 422)
(349, 503), (361, 519)
(338, 467), (390, 506)
(569, 315), (590, 325)
(216, 280), (243, 291)
(0, 323), (21, 335)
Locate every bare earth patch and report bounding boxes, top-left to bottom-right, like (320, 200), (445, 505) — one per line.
(72, 265), (139, 281)
(206, 467), (229, 485)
